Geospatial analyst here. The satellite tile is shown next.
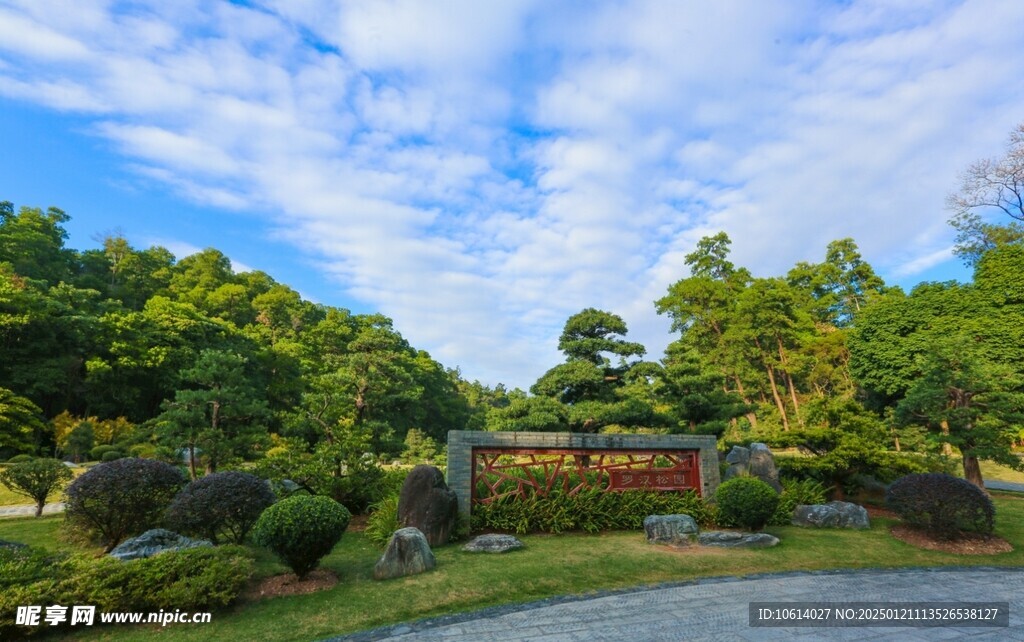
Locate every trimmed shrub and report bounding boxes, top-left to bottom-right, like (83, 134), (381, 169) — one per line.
(64, 458), (184, 552)
(90, 445), (120, 461)
(166, 471), (276, 544)
(0, 545), (253, 638)
(769, 478), (829, 526)
(715, 477), (779, 531)
(471, 488), (714, 535)
(101, 450), (125, 462)
(252, 495), (350, 578)
(364, 494), (401, 548)
(5, 454), (34, 464)
(886, 473), (994, 539)
(0, 458), (72, 517)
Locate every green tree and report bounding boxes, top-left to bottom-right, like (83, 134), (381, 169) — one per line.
(155, 350), (270, 479)
(0, 458), (71, 517)
(0, 202), (75, 285)
(0, 387), (46, 456)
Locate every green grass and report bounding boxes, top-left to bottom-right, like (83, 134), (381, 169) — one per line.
(1, 494), (1022, 642)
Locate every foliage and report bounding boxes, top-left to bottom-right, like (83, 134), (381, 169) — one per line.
(166, 471), (276, 544)
(0, 544), (253, 638)
(252, 494), (351, 578)
(886, 473), (995, 539)
(0, 458), (71, 517)
(471, 488), (713, 535)
(63, 457), (184, 552)
(0, 387), (46, 456)
(714, 477), (779, 531)
(769, 478), (829, 526)
(402, 428), (439, 463)
(364, 494), (401, 548)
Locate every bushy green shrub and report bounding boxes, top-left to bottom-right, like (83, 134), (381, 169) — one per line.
(715, 477), (779, 531)
(0, 458), (72, 517)
(364, 494), (401, 548)
(0, 545), (253, 638)
(769, 478), (829, 526)
(90, 445), (119, 461)
(471, 489), (714, 535)
(5, 454), (35, 464)
(100, 450), (125, 462)
(64, 458), (184, 552)
(166, 471), (276, 544)
(886, 473), (994, 539)
(252, 495), (350, 578)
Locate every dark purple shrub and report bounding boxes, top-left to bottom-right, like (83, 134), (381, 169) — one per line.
(64, 458), (184, 552)
(166, 471), (276, 544)
(886, 473), (994, 540)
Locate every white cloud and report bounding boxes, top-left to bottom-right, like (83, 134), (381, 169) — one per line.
(2, 0), (1023, 389)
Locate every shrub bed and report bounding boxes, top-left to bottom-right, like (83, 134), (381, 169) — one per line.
(715, 477), (779, 531)
(0, 544), (253, 638)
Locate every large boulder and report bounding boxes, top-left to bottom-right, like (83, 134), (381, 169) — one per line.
(723, 446), (750, 481)
(108, 528), (212, 561)
(643, 514), (699, 546)
(374, 527), (436, 580)
(398, 465), (458, 547)
(463, 534), (524, 553)
(698, 531), (779, 548)
(748, 443), (782, 493)
(792, 501), (870, 529)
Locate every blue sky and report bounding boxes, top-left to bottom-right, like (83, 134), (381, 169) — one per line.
(0, 0), (1019, 390)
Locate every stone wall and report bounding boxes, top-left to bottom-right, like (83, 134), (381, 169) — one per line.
(446, 430), (720, 520)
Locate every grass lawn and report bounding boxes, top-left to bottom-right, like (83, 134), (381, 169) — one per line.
(1, 493), (1022, 642)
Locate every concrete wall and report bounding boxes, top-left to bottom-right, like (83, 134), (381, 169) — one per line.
(446, 431), (720, 519)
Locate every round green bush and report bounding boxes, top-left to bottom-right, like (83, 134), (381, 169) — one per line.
(252, 495), (350, 578)
(100, 450), (124, 462)
(167, 471), (276, 544)
(714, 477), (779, 531)
(5, 454), (35, 464)
(90, 445), (119, 461)
(886, 473), (994, 539)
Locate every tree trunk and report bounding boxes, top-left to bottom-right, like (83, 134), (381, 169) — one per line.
(764, 365), (790, 431)
(731, 375), (758, 428)
(940, 420), (953, 456)
(962, 453), (985, 490)
(35, 500), (44, 518)
(188, 443), (198, 481)
(785, 370), (803, 427)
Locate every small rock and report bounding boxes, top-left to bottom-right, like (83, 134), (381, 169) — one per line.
(108, 529), (212, 561)
(698, 531), (779, 548)
(643, 514), (699, 546)
(398, 465), (458, 547)
(374, 527), (436, 580)
(463, 534), (524, 553)
(792, 501), (870, 529)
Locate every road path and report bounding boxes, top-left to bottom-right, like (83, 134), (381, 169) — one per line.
(332, 567), (1024, 641)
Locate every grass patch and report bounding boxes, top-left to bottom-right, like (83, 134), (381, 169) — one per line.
(0, 495), (1020, 641)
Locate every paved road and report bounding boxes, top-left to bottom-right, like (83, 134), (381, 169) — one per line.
(334, 567), (1024, 641)
(0, 501), (64, 518)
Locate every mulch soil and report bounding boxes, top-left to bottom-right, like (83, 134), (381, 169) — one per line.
(888, 525), (1013, 555)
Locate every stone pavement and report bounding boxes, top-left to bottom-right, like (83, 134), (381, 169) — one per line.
(331, 567), (1024, 641)
(0, 501), (64, 518)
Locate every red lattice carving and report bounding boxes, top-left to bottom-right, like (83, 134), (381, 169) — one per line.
(472, 448), (700, 505)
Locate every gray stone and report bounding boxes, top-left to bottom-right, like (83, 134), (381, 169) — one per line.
(0, 538), (27, 550)
(698, 531), (780, 548)
(792, 501), (870, 529)
(748, 443), (783, 492)
(398, 465), (458, 547)
(374, 527), (436, 580)
(463, 534), (524, 553)
(108, 528), (212, 561)
(643, 514), (699, 546)
(724, 446), (750, 465)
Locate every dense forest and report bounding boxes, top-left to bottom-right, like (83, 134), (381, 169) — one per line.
(2, 125), (1023, 499)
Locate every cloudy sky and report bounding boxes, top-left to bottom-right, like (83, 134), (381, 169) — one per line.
(1, 0), (1022, 389)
